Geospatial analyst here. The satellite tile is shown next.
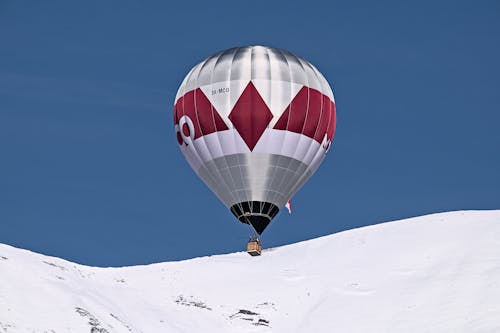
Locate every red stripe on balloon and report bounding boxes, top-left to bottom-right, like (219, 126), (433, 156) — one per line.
(174, 88), (228, 139)
(302, 88), (322, 139)
(274, 86), (336, 143)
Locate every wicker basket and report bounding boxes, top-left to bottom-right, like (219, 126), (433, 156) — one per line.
(247, 240), (262, 256)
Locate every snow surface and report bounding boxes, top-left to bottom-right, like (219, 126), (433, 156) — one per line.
(1, 210), (499, 332)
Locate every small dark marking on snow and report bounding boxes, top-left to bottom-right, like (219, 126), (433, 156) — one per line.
(115, 278), (126, 283)
(110, 313), (132, 332)
(75, 307), (110, 333)
(0, 256), (7, 260)
(229, 309), (270, 327)
(91, 328), (109, 333)
(0, 321), (16, 332)
(72, 265), (93, 278)
(56, 276), (65, 280)
(175, 295), (212, 311)
(254, 319), (270, 327)
(43, 261), (67, 271)
(237, 309), (259, 316)
(229, 309), (258, 319)
(257, 301), (277, 311)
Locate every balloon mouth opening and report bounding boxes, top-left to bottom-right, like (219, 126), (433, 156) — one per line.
(230, 201), (279, 234)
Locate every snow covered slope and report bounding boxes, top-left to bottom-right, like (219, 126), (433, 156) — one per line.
(1, 210), (499, 332)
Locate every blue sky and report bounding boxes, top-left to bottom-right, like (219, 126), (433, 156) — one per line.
(1, 1), (499, 266)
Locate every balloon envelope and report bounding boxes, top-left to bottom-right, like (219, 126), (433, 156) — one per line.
(174, 46), (336, 234)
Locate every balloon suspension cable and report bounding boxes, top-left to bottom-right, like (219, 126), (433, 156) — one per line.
(249, 231), (259, 242)
(247, 221), (261, 242)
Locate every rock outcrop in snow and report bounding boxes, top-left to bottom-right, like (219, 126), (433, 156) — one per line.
(1, 210), (499, 332)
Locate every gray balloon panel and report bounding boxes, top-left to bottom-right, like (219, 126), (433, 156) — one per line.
(176, 45), (333, 103)
(197, 153), (312, 209)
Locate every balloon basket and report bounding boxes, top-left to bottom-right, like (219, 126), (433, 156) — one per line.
(247, 239), (262, 256)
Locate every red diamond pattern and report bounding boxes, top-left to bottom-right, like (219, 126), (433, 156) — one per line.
(228, 82), (273, 151)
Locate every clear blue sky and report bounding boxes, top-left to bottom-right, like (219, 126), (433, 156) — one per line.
(1, 1), (499, 266)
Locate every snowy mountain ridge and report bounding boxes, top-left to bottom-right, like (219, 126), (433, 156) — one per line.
(1, 210), (499, 332)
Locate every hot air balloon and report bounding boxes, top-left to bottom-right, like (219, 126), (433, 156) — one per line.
(174, 46), (336, 255)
